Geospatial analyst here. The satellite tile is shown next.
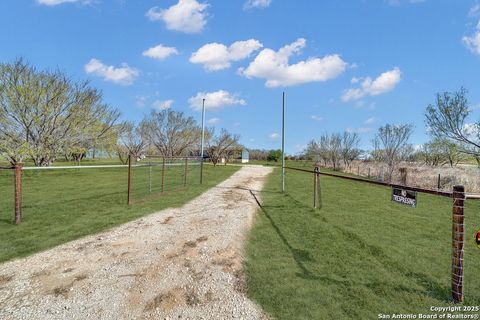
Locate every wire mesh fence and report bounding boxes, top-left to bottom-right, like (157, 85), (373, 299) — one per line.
(21, 165), (128, 221)
(0, 168), (14, 224)
(0, 156), (204, 224)
(129, 156), (202, 204)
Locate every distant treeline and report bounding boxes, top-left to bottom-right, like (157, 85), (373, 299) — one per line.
(0, 59), (241, 166)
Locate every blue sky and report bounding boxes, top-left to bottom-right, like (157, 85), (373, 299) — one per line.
(1, 0), (480, 154)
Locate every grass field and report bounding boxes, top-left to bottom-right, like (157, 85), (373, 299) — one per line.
(246, 167), (480, 319)
(0, 163), (239, 263)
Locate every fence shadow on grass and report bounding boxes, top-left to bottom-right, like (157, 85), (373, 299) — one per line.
(248, 189), (321, 280)
(248, 189), (452, 302)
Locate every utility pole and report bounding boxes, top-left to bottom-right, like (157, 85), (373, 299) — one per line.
(200, 98), (206, 184)
(282, 92), (285, 193)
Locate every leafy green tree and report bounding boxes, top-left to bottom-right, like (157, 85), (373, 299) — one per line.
(0, 59), (121, 166)
(267, 149), (282, 162)
(421, 138), (463, 167)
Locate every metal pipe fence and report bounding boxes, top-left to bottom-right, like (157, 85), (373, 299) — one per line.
(283, 164), (477, 303)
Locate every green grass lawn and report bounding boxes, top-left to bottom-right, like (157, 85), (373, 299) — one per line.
(246, 167), (480, 319)
(0, 163), (239, 263)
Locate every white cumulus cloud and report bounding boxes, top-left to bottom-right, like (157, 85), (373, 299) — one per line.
(152, 99), (174, 111)
(240, 38), (347, 87)
(143, 44), (179, 60)
(188, 90), (246, 111)
(463, 21), (480, 55)
(146, 0), (208, 34)
(244, 0), (272, 10)
(37, 0), (90, 6)
(190, 39), (263, 71)
(84, 59), (139, 85)
(341, 67), (401, 102)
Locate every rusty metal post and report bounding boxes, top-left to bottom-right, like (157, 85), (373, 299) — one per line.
(161, 157), (166, 193)
(313, 170), (317, 209)
(438, 174), (441, 190)
(149, 161), (152, 193)
(452, 185), (465, 303)
(184, 157), (188, 188)
(316, 166), (321, 209)
(127, 155), (132, 205)
(14, 163), (22, 224)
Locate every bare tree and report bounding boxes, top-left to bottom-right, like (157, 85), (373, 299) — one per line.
(373, 123), (414, 181)
(341, 132), (361, 168)
(249, 149), (269, 161)
(115, 122), (147, 164)
(319, 134), (330, 166)
(329, 133), (342, 170)
(141, 110), (201, 158)
(425, 87), (480, 165)
(206, 129), (240, 166)
(304, 139), (320, 162)
(0, 59), (121, 166)
(370, 138), (384, 163)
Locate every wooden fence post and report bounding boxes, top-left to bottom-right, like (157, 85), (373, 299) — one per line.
(161, 157), (166, 193)
(368, 167), (371, 179)
(452, 185), (465, 303)
(438, 174), (441, 190)
(127, 155), (132, 206)
(14, 163), (22, 224)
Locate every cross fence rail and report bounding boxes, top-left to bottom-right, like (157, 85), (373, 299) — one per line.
(284, 166), (480, 199)
(283, 164), (477, 303)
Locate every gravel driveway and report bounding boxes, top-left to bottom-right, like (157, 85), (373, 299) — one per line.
(0, 165), (273, 320)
